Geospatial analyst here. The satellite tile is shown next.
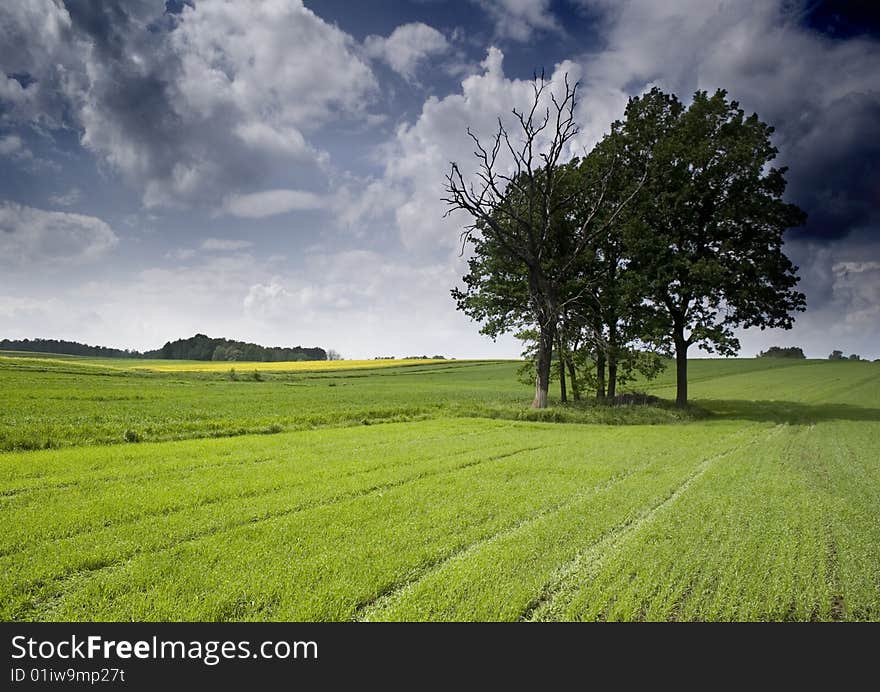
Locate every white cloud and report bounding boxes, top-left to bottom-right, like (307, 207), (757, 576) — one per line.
(232, 121), (311, 160)
(243, 281), (295, 320)
(832, 261), (880, 275)
(364, 23), (450, 81)
(221, 189), (327, 219)
(238, 249), (516, 357)
(165, 248), (197, 261)
(0, 202), (118, 267)
(48, 187), (81, 207)
(202, 238), (253, 252)
(476, 0), (560, 41)
(380, 47), (584, 251)
(331, 176), (407, 235)
(0, 0), (81, 126)
(0, 0), (378, 208)
(0, 135), (25, 156)
(0, 247), (519, 358)
(172, 1), (376, 128)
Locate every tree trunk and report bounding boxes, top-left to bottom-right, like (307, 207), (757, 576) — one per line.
(557, 335), (568, 403)
(567, 360), (580, 401)
(596, 352), (606, 401)
(559, 354), (567, 403)
(532, 326), (554, 409)
(606, 321), (618, 400)
(674, 330), (688, 407)
(607, 356), (617, 400)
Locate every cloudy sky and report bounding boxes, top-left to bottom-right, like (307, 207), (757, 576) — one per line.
(1, 0), (878, 359)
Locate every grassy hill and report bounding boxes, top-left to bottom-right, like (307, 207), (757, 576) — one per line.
(0, 354), (877, 620)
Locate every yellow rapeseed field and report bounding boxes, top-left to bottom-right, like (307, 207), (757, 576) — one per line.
(139, 358), (450, 372)
(0, 353), (451, 373)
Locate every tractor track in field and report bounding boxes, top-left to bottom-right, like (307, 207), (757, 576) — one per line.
(0, 456), (279, 499)
(10, 444), (557, 620)
(0, 427), (500, 496)
(0, 435), (523, 557)
(356, 426), (770, 621)
(521, 424), (781, 621)
(352, 454), (668, 621)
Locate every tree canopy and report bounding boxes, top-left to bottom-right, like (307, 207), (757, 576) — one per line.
(447, 83), (806, 407)
(623, 88), (806, 404)
(446, 75), (644, 407)
(757, 346), (806, 359)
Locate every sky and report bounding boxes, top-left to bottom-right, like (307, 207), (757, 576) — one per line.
(1, 0), (878, 360)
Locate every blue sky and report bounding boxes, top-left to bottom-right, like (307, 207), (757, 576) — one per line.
(1, 0), (878, 359)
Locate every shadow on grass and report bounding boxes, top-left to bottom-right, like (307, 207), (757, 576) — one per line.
(696, 399), (880, 425)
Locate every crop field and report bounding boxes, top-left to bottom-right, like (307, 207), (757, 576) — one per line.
(1, 354), (878, 621)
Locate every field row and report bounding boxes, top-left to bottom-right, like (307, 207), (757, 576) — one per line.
(3, 416), (877, 621)
(2, 357), (876, 451)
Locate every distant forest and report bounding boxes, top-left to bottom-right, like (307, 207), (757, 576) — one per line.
(0, 335), (327, 362)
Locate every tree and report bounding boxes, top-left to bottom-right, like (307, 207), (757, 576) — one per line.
(446, 74), (641, 408)
(829, 350), (845, 360)
(848, 353), (861, 361)
(757, 346), (806, 359)
(326, 349), (342, 361)
(562, 136), (665, 400)
(623, 88), (806, 406)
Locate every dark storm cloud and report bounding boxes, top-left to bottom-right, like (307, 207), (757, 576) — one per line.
(783, 91), (880, 242)
(163, 1), (193, 16)
(802, 0), (880, 40)
(574, 1), (880, 248)
(61, 1), (193, 193)
(62, 0), (131, 58)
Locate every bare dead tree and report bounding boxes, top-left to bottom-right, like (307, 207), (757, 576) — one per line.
(443, 73), (641, 408)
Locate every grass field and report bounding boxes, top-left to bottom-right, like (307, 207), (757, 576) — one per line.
(1, 353), (878, 621)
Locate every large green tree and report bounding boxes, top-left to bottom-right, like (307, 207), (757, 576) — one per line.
(623, 88), (807, 406)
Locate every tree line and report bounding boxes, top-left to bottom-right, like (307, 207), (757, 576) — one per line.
(828, 350), (863, 362)
(0, 338), (138, 359)
(1, 335), (328, 362)
(150, 334), (326, 362)
(446, 77), (806, 407)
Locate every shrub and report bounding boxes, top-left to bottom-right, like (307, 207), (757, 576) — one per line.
(757, 346), (806, 359)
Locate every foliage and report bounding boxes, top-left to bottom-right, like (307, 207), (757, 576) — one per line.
(147, 333), (326, 362)
(446, 74), (644, 408)
(448, 84), (804, 407)
(757, 346), (806, 359)
(620, 88), (806, 404)
(0, 335), (328, 362)
(0, 338), (138, 359)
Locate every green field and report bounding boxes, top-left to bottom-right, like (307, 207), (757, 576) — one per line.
(1, 354), (878, 621)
